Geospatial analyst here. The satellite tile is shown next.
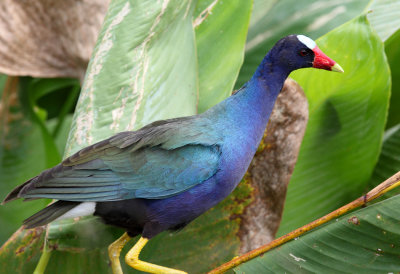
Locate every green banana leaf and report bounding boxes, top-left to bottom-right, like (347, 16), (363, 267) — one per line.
(64, 0), (199, 156)
(0, 77), (77, 243)
(367, 0), (400, 129)
(367, 0), (400, 41)
(369, 124), (400, 199)
(370, 18), (400, 187)
(195, 0), (252, 112)
(384, 29), (400, 128)
(234, 192), (400, 273)
(0, 77), (51, 244)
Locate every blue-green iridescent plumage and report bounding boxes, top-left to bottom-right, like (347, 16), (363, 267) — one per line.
(15, 117), (222, 201)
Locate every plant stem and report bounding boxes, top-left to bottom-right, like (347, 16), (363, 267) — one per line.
(209, 171), (400, 274)
(33, 240), (52, 274)
(52, 85), (80, 138)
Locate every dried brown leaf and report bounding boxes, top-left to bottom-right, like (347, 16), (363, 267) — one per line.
(0, 0), (109, 80)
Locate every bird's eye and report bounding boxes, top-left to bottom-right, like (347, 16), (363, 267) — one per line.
(299, 49), (309, 57)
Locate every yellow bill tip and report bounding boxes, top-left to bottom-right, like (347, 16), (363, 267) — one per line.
(331, 63), (344, 73)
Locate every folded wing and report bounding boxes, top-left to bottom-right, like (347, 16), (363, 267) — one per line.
(4, 116), (222, 203)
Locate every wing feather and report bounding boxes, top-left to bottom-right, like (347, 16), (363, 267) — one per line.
(5, 116), (222, 203)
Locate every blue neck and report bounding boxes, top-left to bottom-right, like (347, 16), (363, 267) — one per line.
(196, 51), (293, 198)
(210, 50), (291, 146)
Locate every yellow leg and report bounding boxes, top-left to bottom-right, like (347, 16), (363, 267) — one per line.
(108, 232), (132, 274)
(125, 237), (187, 274)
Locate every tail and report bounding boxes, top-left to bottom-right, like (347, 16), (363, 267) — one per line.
(23, 200), (80, 229)
(2, 179), (34, 204)
(2, 174), (44, 204)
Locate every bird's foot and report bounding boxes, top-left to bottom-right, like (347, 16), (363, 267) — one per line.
(125, 237), (187, 274)
(108, 232), (132, 274)
(125, 259), (187, 274)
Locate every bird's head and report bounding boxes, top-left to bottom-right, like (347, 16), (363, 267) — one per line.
(272, 34), (343, 73)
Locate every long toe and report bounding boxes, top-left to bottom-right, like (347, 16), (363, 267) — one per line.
(108, 233), (131, 274)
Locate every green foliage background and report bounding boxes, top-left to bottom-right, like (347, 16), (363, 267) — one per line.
(1, 0), (400, 273)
